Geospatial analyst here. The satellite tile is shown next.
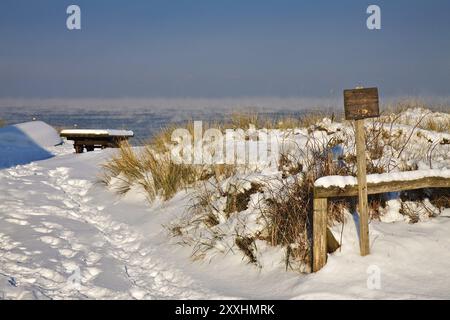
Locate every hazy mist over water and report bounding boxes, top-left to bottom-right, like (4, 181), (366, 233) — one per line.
(0, 96), (448, 143)
(0, 97), (340, 142)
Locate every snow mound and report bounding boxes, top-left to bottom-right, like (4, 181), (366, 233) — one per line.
(11, 121), (62, 147)
(0, 121), (62, 169)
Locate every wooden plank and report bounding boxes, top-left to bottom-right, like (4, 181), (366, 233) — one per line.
(355, 119), (370, 256)
(314, 176), (450, 198)
(313, 197), (328, 272)
(61, 133), (111, 138)
(74, 139), (115, 145)
(344, 88), (379, 120)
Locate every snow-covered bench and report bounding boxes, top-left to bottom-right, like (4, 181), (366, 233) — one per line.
(60, 129), (134, 153)
(312, 169), (450, 272)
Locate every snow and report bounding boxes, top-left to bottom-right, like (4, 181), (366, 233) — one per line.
(315, 169), (450, 188)
(1, 150), (450, 299)
(12, 121), (62, 147)
(60, 129), (134, 137)
(1, 111), (450, 299)
(0, 121), (62, 169)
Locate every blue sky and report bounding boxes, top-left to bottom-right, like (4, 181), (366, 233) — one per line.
(0, 0), (449, 98)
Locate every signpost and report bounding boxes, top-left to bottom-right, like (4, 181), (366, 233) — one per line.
(343, 87), (380, 256)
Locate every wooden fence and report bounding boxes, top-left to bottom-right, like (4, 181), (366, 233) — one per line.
(312, 174), (450, 272)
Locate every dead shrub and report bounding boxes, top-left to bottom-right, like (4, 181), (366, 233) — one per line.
(429, 188), (450, 209)
(177, 136), (354, 271)
(260, 174), (313, 271)
(235, 236), (258, 264)
(224, 183), (262, 216)
(399, 188), (450, 220)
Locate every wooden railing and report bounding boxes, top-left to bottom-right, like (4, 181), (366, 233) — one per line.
(312, 173), (450, 272)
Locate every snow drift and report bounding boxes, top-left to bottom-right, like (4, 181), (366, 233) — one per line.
(0, 121), (62, 169)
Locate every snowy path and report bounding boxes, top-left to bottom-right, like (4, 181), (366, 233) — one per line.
(0, 152), (217, 299)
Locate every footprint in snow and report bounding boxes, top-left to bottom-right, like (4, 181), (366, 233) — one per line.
(33, 227), (52, 234)
(39, 236), (62, 246)
(5, 218), (29, 226)
(59, 248), (78, 258)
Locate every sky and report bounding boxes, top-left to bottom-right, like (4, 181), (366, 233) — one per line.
(0, 0), (450, 99)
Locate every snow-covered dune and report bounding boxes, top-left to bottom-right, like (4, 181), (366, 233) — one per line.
(1, 148), (450, 299)
(0, 109), (449, 300)
(0, 121), (62, 169)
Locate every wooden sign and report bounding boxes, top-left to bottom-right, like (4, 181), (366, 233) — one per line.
(343, 87), (379, 120)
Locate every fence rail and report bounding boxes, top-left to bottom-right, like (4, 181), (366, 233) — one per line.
(312, 174), (450, 272)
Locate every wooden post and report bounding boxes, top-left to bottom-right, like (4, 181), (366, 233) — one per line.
(313, 197), (328, 272)
(344, 86), (378, 257)
(355, 119), (370, 256)
(74, 143), (84, 154)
